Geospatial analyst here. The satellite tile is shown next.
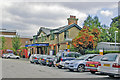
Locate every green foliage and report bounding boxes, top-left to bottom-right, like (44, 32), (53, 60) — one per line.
(110, 16), (119, 28)
(108, 27), (118, 42)
(70, 46), (77, 52)
(99, 27), (110, 42)
(104, 51), (120, 54)
(0, 36), (6, 49)
(83, 15), (101, 28)
(85, 50), (99, 54)
(12, 35), (22, 53)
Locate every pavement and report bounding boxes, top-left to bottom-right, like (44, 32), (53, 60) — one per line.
(1, 58), (117, 78)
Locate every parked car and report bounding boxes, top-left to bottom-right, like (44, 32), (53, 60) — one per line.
(30, 54), (41, 64)
(98, 53), (120, 78)
(2, 54), (8, 58)
(46, 55), (56, 67)
(38, 55), (48, 65)
(56, 52), (81, 69)
(85, 55), (103, 74)
(64, 54), (99, 72)
(6, 54), (20, 59)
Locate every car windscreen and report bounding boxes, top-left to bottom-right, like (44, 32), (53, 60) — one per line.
(36, 54), (41, 57)
(91, 56), (103, 61)
(101, 54), (117, 61)
(76, 55), (90, 60)
(64, 53), (76, 57)
(42, 55), (48, 58)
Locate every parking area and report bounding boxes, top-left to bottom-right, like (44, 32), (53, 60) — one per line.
(1, 58), (111, 78)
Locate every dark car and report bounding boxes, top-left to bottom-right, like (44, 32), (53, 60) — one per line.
(46, 56), (56, 67)
(38, 55), (48, 65)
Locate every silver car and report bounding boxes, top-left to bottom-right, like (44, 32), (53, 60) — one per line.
(98, 53), (120, 78)
(29, 54), (41, 64)
(64, 54), (99, 72)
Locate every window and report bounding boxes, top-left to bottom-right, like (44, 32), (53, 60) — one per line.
(38, 37), (41, 42)
(41, 34), (44, 42)
(33, 36), (36, 43)
(50, 31), (54, 40)
(64, 31), (69, 39)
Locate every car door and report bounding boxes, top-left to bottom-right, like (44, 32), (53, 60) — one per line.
(99, 54), (118, 74)
(9, 54), (14, 58)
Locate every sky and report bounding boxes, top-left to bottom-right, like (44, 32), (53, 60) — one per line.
(1, 0), (119, 38)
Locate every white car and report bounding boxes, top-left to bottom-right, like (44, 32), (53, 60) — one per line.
(64, 54), (99, 72)
(98, 53), (120, 78)
(2, 54), (8, 58)
(6, 54), (20, 59)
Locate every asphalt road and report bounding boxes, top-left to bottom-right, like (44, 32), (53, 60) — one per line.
(1, 58), (111, 78)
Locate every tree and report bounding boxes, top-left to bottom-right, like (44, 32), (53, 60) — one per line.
(83, 15), (101, 28)
(108, 26), (118, 42)
(110, 16), (119, 28)
(72, 26), (101, 54)
(99, 26), (110, 42)
(12, 35), (22, 54)
(0, 36), (6, 50)
(110, 16), (119, 42)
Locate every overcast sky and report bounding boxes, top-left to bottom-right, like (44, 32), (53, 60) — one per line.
(1, 0), (119, 38)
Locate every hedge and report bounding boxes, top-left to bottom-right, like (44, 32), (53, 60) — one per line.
(85, 50), (120, 54)
(103, 51), (120, 54)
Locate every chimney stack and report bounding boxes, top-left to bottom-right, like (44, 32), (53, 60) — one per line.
(67, 15), (78, 25)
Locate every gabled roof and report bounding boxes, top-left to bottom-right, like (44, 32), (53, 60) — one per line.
(37, 27), (51, 36)
(53, 23), (82, 34)
(37, 23), (82, 37)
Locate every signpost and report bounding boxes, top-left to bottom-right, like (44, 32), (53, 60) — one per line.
(99, 49), (103, 55)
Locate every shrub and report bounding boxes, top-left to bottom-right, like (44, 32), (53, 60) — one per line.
(85, 50), (99, 54)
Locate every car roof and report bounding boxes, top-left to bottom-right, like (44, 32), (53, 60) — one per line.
(104, 53), (120, 55)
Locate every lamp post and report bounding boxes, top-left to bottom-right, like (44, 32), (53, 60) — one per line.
(115, 31), (118, 50)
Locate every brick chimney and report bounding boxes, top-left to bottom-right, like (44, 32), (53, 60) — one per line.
(67, 15), (78, 25)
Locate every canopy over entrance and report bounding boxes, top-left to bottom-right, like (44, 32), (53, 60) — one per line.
(25, 43), (49, 47)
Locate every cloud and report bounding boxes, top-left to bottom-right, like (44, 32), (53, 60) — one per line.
(1, 2), (117, 37)
(2, 2), (87, 37)
(100, 10), (113, 16)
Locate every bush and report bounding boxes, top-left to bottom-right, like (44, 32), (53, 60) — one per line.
(104, 51), (120, 54)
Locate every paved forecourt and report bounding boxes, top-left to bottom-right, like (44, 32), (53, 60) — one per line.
(2, 58), (109, 78)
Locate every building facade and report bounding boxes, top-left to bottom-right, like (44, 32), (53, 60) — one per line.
(26, 15), (82, 55)
(0, 29), (31, 49)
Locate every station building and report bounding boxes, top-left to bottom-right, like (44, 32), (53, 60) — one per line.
(25, 15), (82, 55)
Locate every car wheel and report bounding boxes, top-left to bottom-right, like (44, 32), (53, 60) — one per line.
(16, 57), (19, 59)
(58, 66), (62, 69)
(77, 64), (85, 72)
(90, 71), (95, 74)
(30, 61), (34, 64)
(69, 69), (74, 72)
(108, 75), (115, 78)
(49, 65), (52, 67)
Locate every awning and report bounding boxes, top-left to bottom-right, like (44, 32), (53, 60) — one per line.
(25, 43), (49, 47)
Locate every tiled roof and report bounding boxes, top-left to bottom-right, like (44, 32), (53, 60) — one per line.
(37, 23), (82, 37)
(37, 27), (51, 36)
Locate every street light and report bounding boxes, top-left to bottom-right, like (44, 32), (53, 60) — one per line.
(115, 31), (118, 50)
